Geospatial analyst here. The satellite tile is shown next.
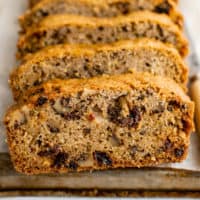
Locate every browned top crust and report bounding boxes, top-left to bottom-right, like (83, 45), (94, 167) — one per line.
(29, 11), (178, 29)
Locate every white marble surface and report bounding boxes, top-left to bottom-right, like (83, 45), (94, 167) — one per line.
(0, 0), (28, 152)
(180, 0), (200, 57)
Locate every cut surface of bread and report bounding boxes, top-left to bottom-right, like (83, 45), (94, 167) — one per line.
(11, 39), (188, 101)
(29, 0), (179, 8)
(21, 0), (183, 31)
(5, 72), (194, 175)
(17, 11), (188, 59)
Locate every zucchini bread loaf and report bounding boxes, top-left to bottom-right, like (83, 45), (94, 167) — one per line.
(21, 0), (183, 31)
(11, 39), (188, 101)
(17, 11), (188, 59)
(5, 72), (194, 175)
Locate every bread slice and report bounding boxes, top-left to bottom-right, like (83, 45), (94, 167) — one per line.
(17, 11), (188, 59)
(21, 0), (183, 31)
(11, 39), (188, 101)
(29, 0), (179, 8)
(5, 72), (194, 175)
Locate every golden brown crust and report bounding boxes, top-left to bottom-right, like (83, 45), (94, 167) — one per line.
(31, 11), (178, 29)
(21, 38), (186, 62)
(21, 0), (183, 31)
(17, 11), (188, 59)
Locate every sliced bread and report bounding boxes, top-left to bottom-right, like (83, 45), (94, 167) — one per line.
(21, 0), (183, 31)
(11, 39), (188, 101)
(17, 11), (188, 59)
(4, 72), (194, 175)
(29, 0), (179, 8)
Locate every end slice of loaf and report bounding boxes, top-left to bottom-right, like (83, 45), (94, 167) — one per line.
(17, 11), (188, 59)
(5, 72), (194, 175)
(21, 0), (183, 31)
(11, 39), (188, 101)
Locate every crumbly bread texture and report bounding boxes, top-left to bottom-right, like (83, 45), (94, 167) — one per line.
(29, 0), (179, 8)
(5, 72), (194, 175)
(21, 0), (183, 31)
(11, 39), (188, 101)
(17, 11), (188, 59)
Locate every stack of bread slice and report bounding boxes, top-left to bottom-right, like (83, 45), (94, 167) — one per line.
(4, 0), (194, 175)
